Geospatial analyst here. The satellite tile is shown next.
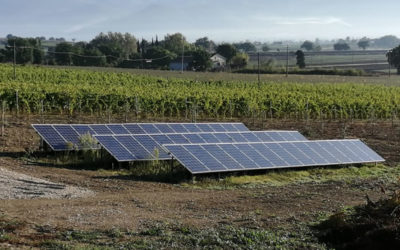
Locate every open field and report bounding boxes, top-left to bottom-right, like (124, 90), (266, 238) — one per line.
(248, 50), (389, 73)
(0, 65), (400, 248)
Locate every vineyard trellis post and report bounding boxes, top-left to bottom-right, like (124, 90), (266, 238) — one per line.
(124, 101), (129, 123)
(134, 95), (140, 121)
(40, 99), (44, 124)
(1, 101), (5, 137)
(15, 90), (19, 116)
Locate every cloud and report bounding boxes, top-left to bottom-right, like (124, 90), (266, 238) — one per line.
(272, 17), (351, 27)
(64, 17), (109, 33)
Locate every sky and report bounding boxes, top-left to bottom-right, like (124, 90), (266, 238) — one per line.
(1, 0), (399, 42)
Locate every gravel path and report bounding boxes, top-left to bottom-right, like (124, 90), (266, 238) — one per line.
(0, 167), (93, 199)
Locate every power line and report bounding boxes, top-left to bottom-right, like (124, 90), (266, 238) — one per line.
(6, 45), (172, 62)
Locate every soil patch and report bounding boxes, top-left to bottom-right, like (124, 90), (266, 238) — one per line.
(0, 167), (93, 200)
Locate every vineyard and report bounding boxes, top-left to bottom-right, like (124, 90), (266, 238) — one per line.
(0, 63), (399, 120)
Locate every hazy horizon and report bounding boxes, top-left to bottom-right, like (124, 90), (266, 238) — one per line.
(1, 0), (399, 43)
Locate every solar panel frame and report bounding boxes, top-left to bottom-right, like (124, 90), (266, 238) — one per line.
(32, 122), (251, 151)
(164, 139), (385, 174)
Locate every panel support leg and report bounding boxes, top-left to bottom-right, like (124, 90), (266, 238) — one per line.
(191, 175), (196, 184)
(170, 157), (174, 172)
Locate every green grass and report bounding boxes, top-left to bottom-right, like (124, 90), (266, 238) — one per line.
(183, 164), (400, 189)
(37, 222), (326, 249)
(0, 212), (326, 249)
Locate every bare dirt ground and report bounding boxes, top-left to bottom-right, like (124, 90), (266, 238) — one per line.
(0, 167), (93, 200)
(0, 114), (399, 247)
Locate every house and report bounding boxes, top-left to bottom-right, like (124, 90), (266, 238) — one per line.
(169, 57), (193, 71)
(210, 53), (226, 70)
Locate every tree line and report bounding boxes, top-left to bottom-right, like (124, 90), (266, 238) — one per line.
(0, 32), (253, 71)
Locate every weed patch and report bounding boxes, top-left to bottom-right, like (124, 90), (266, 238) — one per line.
(183, 164), (400, 189)
(315, 191), (400, 249)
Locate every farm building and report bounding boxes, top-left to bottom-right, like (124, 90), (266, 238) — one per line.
(210, 53), (226, 70)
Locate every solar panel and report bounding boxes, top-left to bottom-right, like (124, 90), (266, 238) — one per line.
(164, 140), (385, 174)
(94, 131), (308, 161)
(33, 125), (69, 150)
(32, 122), (249, 151)
(94, 135), (133, 161)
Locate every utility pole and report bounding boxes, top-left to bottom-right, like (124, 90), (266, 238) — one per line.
(286, 45), (289, 77)
(257, 52), (260, 87)
(388, 51), (391, 77)
(181, 38), (185, 73)
(13, 41), (16, 80)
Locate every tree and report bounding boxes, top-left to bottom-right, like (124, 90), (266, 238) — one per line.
(119, 52), (142, 68)
(233, 42), (256, 52)
(357, 38), (370, 50)
(0, 49), (5, 62)
(55, 42), (74, 65)
(90, 32), (137, 65)
(4, 37), (43, 64)
(144, 47), (176, 69)
(140, 38), (150, 54)
(155, 35), (159, 46)
(189, 49), (211, 71)
(333, 42), (350, 51)
(387, 45), (400, 74)
(314, 45), (322, 52)
(70, 42), (106, 67)
(83, 45), (106, 66)
(230, 53), (249, 69)
(216, 43), (237, 63)
(194, 37), (216, 52)
(373, 35), (400, 49)
(262, 45), (270, 52)
(300, 40), (314, 51)
(295, 50), (306, 69)
(163, 33), (192, 54)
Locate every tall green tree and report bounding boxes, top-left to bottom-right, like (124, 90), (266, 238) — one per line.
(357, 38), (370, 50)
(194, 37), (216, 52)
(295, 50), (306, 69)
(230, 53), (249, 69)
(5, 37), (43, 64)
(216, 43), (237, 63)
(300, 41), (314, 51)
(333, 42), (350, 51)
(89, 32), (137, 65)
(387, 45), (400, 74)
(189, 49), (211, 71)
(55, 42), (74, 65)
(163, 33), (191, 54)
(374, 35), (400, 48)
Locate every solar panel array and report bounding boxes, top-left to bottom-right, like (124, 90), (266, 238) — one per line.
(164, 140), (385, 174)
(32, 122), (385, 174)
(94, 131), (308, 161)
(32, 123), (249, 151)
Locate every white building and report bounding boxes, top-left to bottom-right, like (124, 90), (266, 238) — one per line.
(210, 53), (226, 70)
